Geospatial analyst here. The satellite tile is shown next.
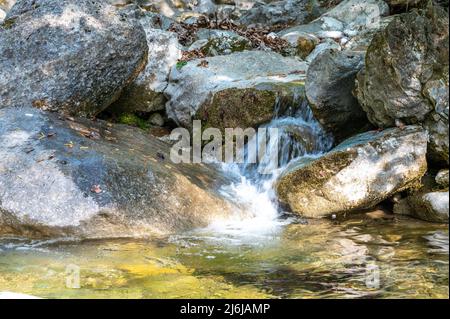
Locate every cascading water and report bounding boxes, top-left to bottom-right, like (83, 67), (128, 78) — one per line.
(206, 97), (334, 238)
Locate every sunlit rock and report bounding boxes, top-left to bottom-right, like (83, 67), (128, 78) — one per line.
(0, 107), (240, 238)
(165, 51), (308, 132)
(108, 12), (182, 114)
(276, 126), (428, 218)
(278, 0), (389, 44)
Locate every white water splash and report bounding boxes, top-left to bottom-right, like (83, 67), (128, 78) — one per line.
(204, 100), (334, 238)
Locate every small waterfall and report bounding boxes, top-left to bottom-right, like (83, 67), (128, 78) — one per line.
(207, 98), (334, 237)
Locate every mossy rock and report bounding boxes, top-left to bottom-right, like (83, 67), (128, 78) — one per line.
(195, 82), (305, 134)
(276, 126), (428, 218)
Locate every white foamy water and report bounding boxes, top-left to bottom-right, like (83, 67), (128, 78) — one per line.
(203, 100), (334, 239)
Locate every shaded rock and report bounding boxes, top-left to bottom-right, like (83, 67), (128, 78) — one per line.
(356, 6), (449, 125)
(165, 51), (308, 132)
(148, 112), (165, 126)
(239, 0), (324, 28)
(0, 0), (148, 117)
(393, 175), (449, 223)
(436, 169), (449, 187)
(423, 81), (449, 165)
(384, 0), (449, 11)
(276, 126), (428, 218)
(306, 49), (369, 140)
(355, 6), (449, 164)
(0, 107), (240, 238)
(108, 16), (181, 114)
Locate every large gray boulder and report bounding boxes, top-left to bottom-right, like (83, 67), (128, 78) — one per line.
(355, 6), (449, 164)
(108, 13), (182, 115)
(306, 49), (370, 140)
(165, 51), (308, 132)
(0, 0), (148, 117)
(276, 126), (428, 218)
(0, 107), (240, 238)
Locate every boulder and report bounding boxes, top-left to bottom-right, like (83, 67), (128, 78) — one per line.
(322, 0), (389, 37)
(305, 38), (341, 62)
(276, 126), (428, 218)
(407, 191), (449, 223)
(305, 49), (370, 140)
(355, 6), (449, 164)
(165, 51), (308, 132)
(0, 107), (240, 238)
(0, 0), (148, 117)
(393, 175), (449, 223)
(436, 169), (449, 187)
(108, 15), (182, 114)
(0, 8), (5, 22)
(423, 83), (449, 165)
(239, 0), (324, 28)
(278, 0), (389, 41)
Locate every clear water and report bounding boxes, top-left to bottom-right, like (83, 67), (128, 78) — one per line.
(0, 101), (448, 299)
(211, 100), (333, 237)
(0, 216), (447, 298)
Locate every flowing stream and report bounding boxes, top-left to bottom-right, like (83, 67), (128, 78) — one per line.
(206, 98), (333, 238)
(0, 101), (448, 299)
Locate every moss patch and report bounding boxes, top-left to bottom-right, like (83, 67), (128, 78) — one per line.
(195, 88), (277, 134)
(118, 113), (149, 131)
(1, 17), (16, 30)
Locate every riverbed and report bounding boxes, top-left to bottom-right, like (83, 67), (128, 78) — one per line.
(0, 214), (447, 299)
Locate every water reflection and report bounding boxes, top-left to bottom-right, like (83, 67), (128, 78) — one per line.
(0, 215), (448, 299)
